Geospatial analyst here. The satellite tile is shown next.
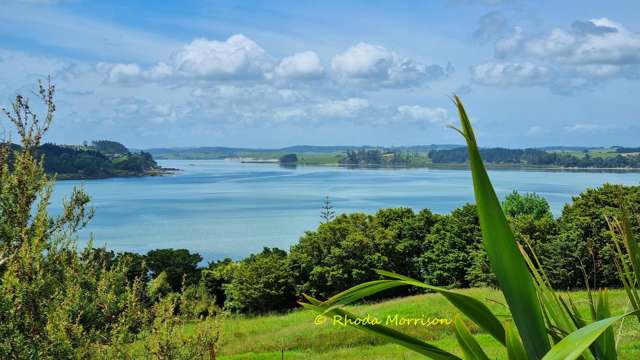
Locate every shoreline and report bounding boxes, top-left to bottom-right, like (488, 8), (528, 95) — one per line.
(55, 167), (179, 181)
(157, 158), (640, 174)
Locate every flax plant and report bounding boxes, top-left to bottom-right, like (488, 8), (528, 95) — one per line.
(301, 97), (638, 360)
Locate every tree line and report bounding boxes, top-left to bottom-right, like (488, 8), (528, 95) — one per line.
(429, 147), (640, 168)
(87, 183), (638, 315)
(339, 149), (427, 167)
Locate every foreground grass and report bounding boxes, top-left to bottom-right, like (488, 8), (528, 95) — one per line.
(170, 288), (639, 359)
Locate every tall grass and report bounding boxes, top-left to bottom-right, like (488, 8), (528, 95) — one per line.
(301, 97), (639, 360)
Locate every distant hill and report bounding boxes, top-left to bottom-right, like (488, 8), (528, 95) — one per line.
(146, 144), (462, 159)
(429, 147), (640, 169)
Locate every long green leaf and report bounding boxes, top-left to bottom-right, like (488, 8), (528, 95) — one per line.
(453, 317), (490, 360)
(504, 320), (528, 360)
(542, 311), (639, 360)
(377, 270), (505, 345)
(301, 301), (462, 360)
(318, 269), (505, 345)
(592, 290), (616, 360)
(621, 210), (640, 286)
(454, 96), (550, 359)
(321, 280), (407, 311)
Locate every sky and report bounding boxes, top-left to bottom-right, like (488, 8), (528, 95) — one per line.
(1, 0), (640, 149)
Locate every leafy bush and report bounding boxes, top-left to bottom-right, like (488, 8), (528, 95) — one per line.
(0, 81), (149, 358)
(142, 297), (221, 360)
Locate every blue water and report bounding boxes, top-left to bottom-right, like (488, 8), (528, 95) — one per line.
(50, 160), (639, 262)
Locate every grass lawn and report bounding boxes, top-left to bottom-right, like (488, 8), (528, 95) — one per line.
(186, 288), (640, 359)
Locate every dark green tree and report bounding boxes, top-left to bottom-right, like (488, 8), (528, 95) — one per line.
(202, 258), (235, 307)
(320, 196), (336, 224)
(278, 153), (298, 164)
(545, 184), (640, 288)
(146, 249), (203, 292)
(224, 248), (296, 313)
(502, 191), (552, 219)
(419, 204), (482, 287)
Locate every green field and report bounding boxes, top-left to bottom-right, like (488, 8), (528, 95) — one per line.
(164, 288), (639, 359)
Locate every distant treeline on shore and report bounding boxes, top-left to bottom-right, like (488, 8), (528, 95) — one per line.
(148, 145), (640, 169)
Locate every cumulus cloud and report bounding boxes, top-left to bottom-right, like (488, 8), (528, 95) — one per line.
(520, 18), (640, 66)
(98, 34), (271, 84)
(173, 35), (270, 80)
(471, 62), (552, 86)
(475, 18), (640, 92)
(331, 42), (445, 88)
(98, 35), (449, 92)
(274, 51), (324, 79)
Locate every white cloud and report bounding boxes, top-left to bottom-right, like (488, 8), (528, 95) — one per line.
(526, 126), (546, 136)
(98, 36), (450, 91)
(173, 35), (270, 80)
(396, 105), (450, 125)
(274, 51), (324, 79)
(316, 98), (369, 118)
(273, 108), (307, 123)
(471, 62), (552, 86)
(98, 34), (272, 84)
(495, 26), (524, 58)
(331, 43), (393, 79)
(478, 18), (640, 92)
(100, 97), (189, 124)
(97, 63), (142, 84)
(564, 123), (601, 133)
(521, 18), (640, 66)
(331, 42), (445, 88)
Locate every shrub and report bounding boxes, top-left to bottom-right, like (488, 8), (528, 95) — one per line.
(146, 248), (202, 292)
(224, 247), (296, 313)
(0, 81), (149, 358)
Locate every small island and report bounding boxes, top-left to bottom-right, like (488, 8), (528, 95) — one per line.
(13, 140), (172, 180)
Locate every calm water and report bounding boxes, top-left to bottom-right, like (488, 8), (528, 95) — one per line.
(51, 160), (639, 262)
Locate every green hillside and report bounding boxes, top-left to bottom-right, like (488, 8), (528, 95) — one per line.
(131, 288), (639, 359)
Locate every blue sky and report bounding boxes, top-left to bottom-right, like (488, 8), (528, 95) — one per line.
(1, 0), (640, 148)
